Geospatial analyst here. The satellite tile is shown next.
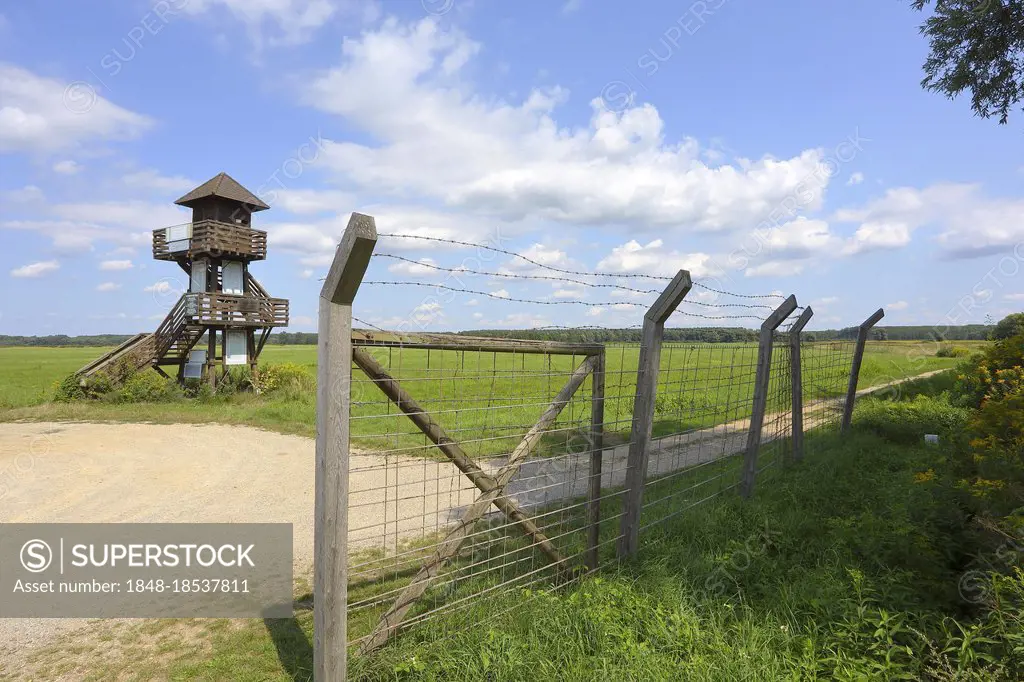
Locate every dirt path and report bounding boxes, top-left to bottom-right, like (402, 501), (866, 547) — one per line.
(0, 369), (944, 674)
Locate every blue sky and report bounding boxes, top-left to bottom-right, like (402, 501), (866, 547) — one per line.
(1, 0), (1023, 335)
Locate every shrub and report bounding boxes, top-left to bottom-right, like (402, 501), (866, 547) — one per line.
(952, 334), (1024, 408)
(110, 371), (183, 403)
(253, 363), (314, 396)
(855, 394), (971, 443)
(53, 373), (86, 402)
(936, 344), (972, 358)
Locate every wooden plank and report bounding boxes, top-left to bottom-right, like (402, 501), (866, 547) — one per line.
(740, 295), (798, 499)
(315, 213), (378, 682)
(351, 347), (568, 567)
(788, 306), (814, 464)
(351, 329), (603, 356)
(840, 308), (885, 433)
(361, 355), (597, 655)
(617, 270), (692, 558)
(586, 349), (606, 570)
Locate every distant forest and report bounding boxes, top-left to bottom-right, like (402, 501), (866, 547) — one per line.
(0, 325), (995, 347)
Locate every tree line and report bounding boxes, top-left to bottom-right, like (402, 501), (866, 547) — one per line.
(0, 324), (996, 348)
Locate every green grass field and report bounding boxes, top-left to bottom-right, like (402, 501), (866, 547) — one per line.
(0, 341), (980, 447)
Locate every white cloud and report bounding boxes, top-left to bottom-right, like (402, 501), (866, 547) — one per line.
(4, 201), (188, 254)
(273, 188), (354, 214)
(304, 18), (832, 232)
(1, 185), (44, 204)
(53, 159), (81, 175)
(268, 207), (525, 267)
(846, 172), (864, 186)
(510, 244), (570, 269)
(1003, 293), (1024, 301)
(835, 183), (1024, 259)
(552, 288), (585, 299)
(10, 260), (59, 278)
(96, 282), (122, 292)
(299, 269), (314, 279)
(387, 257), (438, 276)
(0, 64), (152, 153)
(887, 300), (909, 311)
(122, 169), (195, 194)
(99, 259), (134, 271)
(411, 300), (444, 325)
(597, 239), (717, 277)
(144, 281), (174, 294)
(492, 289), (510, 298)
(744, 260), (804, 278)
(562, 0), (583, 14)
(183, 0), (351, 47)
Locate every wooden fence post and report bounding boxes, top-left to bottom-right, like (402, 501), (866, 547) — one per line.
(315, 213), (377, 682)
(740, 294), (798, 499)
(840, 308), (885, 434)
(617, 270), (692, 559)
(586, 348), (605, 571)
(788, 306), (814, 464)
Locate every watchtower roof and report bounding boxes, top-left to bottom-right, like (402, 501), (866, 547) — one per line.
(174, 172), (270, 211)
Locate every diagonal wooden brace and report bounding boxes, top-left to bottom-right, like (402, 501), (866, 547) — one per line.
(359, 353), (597, 654)
(352, 347), (570, 566)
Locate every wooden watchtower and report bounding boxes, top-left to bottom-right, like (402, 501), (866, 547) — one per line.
(77, 173), (289, 387)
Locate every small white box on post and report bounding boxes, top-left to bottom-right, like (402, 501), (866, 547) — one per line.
(315, 213), (377, 682)
(740, 294), (798, 499)
(840, 308), (885, 434)
(788, 306), (814, 464)
(617, 270), (692, 559)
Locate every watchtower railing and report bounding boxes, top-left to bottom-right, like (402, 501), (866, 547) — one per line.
(190, 291), (288, 327)
(153, 220), (268, 261)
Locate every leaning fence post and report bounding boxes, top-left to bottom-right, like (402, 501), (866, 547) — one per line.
(585, 347), (606, 571)
(740, 294), (798, 499)
(315, 213), (377, 682)
(840, 308), (885, 434)
(617, 270), (692, 559)
(788, 306), (814, 464)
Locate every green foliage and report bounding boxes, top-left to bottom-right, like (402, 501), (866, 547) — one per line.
(912, 1), (1024, 124)
(855, 394), (971, 443)
(951, 333), (1024, 408)
(936, 344), (972, 358)
(108, 372), (183, 404)
(52, 373), (86, 402)
(992, 313), (1024, 341)
(252, 363), (315, 397)
(333, 432), (1018, 681)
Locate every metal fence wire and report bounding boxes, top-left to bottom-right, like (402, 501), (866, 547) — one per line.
(314, 215), (884, 669)
(346, 338), (608, 651)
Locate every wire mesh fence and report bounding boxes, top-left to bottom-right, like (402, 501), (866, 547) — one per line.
(316, 215), (883, 666)
(345, 337), (606, 651)
(802, 339), (857, 437)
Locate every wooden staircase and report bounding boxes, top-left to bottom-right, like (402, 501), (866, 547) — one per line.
(76, 294), (203, 380)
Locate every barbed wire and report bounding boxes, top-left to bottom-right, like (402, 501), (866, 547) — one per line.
(362, 281), (647, 307)
(371, 252), (664, 295)
(361, 280), (775, 312)
(377, 233), (785, 300)
(691, 280), (787, 300)
(378, 232), (672, 281)
(353, 316), (386, 332)
(669, 308), (766, 322)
